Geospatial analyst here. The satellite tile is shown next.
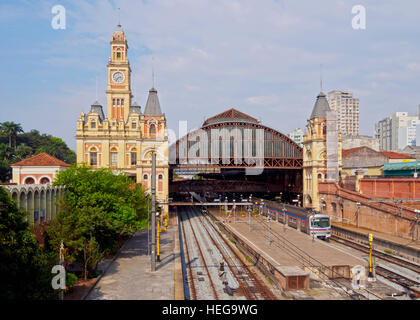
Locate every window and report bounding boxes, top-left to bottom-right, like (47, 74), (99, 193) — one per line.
(131, 149), (137, 166)
(143, 174), (148, 180)
(117, 52), (121, 59)
(110, 148), (118, 166)
(91, 122), (96, 129)
(311, 217), (330, 228)
(150, 124), (156, 135)
(24, 177), (35, 184)
(40, 177), (50, 184)
(117, 99), (120, 105)
(158, 174), (163, 192)
(90, 150), (98, 166)
(132, 122), (137, 129)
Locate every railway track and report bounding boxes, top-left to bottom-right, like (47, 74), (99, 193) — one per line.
(179, 207), (276, 300)
(330, 234), (420, 274)
(330, 234), (420, 291)
(195, 209), (277, 300)
(375, 266), (420, 289)
(180, 207), (219, 300)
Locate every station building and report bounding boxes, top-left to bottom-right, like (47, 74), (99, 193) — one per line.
(75, 25), (169, 214)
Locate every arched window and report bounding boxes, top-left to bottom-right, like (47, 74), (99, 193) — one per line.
(150, 124), (156, 135)
(143, 174), (149, 189)
(40, 177), (50, 184)
(131, 148), (137, 166)
(90, 147), (98, 166)
(110, 147), (118, 167)
(158, 174), (164, 192)
(24, 177), (35, 185)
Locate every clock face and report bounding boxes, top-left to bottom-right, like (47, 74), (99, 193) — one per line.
(112, 71), (125, 83)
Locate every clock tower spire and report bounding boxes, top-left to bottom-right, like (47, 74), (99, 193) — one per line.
(106, 24), (132, 122)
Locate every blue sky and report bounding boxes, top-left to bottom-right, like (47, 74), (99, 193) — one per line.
(1, 0), (420, 151)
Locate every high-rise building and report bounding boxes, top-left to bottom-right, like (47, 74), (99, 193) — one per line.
(391, 112), (419, 151)
(287, 128), (304, 147)
(76, 24), (169, 214)
(327, 90), (360, 136)
(375, 117), (392, 151)
(398, 119), (420, 149)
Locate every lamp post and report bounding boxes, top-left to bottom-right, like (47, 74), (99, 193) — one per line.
(151, 152), (157, 272)
(233, 199), (236, 223)
(356, 202), (361, 228)
(248, 205), (251, 232)
(225, 196), (228, 219)
(147, 195), (150, 255)
(261, 200), (264, 216)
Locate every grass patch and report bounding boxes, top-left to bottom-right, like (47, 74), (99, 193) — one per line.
(245, 255), (254, 264)
(228, 237), (235, 244)
(384, 249), (395, 255)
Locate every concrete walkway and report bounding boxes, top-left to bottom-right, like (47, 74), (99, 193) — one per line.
(87, 221), (182, 300)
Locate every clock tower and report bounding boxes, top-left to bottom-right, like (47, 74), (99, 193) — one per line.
(106, 24), (132, 122)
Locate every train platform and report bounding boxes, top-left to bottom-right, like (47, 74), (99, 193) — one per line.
(332, 221), (420, 252)
(86, 215), (184, 300)
(210, 209), (366, 278)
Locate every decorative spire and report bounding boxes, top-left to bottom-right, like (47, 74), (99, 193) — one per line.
(310, 92), (331, 119)
(144, 87), (163, 116)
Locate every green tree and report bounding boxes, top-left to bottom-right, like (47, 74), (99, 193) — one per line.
(46, 165), (148, 279)
(0, 188), (56, 299)
(0, 127), (76, 182)
(0, 122), (23, 149)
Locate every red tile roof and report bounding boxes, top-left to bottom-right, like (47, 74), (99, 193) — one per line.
(203, 108), (259, 126)
(380, 151), (414, 159)
(11, 153), (71, 167)
(342, 146), (365, 156)
(341, 147), (415, 159)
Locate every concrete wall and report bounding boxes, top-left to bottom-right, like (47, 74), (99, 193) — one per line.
(318, 182), (418, 240)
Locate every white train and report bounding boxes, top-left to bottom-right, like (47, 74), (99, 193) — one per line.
(255, 199), (331, 240)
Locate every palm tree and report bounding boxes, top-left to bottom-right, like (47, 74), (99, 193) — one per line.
(0, 122), (23, 149)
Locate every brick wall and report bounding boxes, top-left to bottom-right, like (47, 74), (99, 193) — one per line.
(318, 182), (418, 240)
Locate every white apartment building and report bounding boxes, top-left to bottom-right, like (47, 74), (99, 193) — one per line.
(392, 112), (419, 150)
(398, 119), (420, 149)
(287, 128), (304, 148)
(328, 90), (360, 136)
(375, 117), (392, 151)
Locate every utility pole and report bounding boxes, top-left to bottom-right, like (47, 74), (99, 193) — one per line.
(248, 205), (251, 231)
(233, 199), (236, 223)
(415, 210), (420, 243)
(151, 152), (156, 272)
(147, 196), (150, 255)
(356, 202), (361, 228)
(368, 233), (375, 281)
(267, 214), (271, 246)
(59, 241), (64, 301)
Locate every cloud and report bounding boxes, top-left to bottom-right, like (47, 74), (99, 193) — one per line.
(2, 0), (420, 149)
